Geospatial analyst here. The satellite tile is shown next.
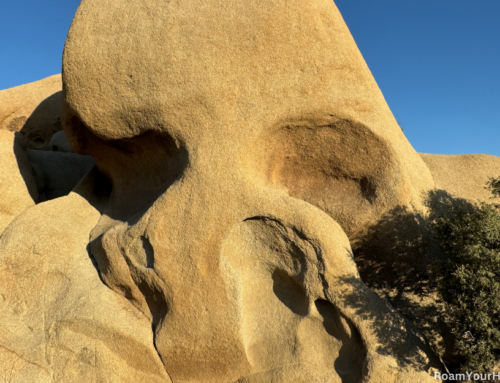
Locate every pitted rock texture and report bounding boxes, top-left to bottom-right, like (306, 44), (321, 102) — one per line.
(0, 0), (453, 382)
(62, 0), (435, 239)
(59, 0), (440, 381)
(0, 74), (62, 150)
(0, 170), (171, 382)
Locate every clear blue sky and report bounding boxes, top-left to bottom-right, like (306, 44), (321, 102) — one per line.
(1, 0), (499, 156)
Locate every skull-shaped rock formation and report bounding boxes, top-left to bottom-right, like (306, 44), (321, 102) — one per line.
(63, 0), (435, 240)
(0, 0), (442, 381)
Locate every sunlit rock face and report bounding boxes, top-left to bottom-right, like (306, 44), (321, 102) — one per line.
(62, 0), (435, 239)
(0, 131), (38, 233)
(0, 75), (63, 150)
(0, 0), (441, 381)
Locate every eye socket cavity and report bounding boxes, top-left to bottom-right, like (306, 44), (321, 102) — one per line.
(245, 115), (402, 237)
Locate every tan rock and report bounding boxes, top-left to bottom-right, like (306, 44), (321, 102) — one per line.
(63, 0), (435, 239)
(0, 130), (38, 234)
(58, 0), (440, 381)
(0, 0), (443, 382)
(0, 169), (171, 382)
(420, 153), (500, 204)
(0, 75), (62, 150)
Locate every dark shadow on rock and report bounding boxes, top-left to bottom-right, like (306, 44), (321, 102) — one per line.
(339, 275), (443, 373)
(352, 189), (477, 371)
(26, 149), (95, 201)
(19, 91), (63, 150)
(63, 114), (190, 226)
(71, 166), (112, 214)
(11, 133), (40, 203)
(315, 299), (366, 383)
(272, 268), (309, 316)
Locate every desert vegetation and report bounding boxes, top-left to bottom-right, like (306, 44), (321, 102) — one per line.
(431, 180), (500, 377)
(355, 179), (500, 380)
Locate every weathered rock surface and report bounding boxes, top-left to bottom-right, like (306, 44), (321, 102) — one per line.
(0, 170), (171, 382)
(0, 118), (94, 208)
(0, 131), (38, 234)
(0, 74), (62, 150)
(0, 0), (453, 382)
(420, 153), (500, 204)
(62, 0), (435, 240)
(59, 0), (440, 381)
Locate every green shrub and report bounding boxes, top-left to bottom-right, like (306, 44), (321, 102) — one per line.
(433, 201), (500, 374)
(486, 177), (500, 199)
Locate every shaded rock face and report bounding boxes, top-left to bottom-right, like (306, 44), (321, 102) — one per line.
(0, 0), (447, 382)
(0, 75), (63, 150)
(0, 120), (95, 212)
(26, 149), (95, 201)
(49, 130), (74, 153)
